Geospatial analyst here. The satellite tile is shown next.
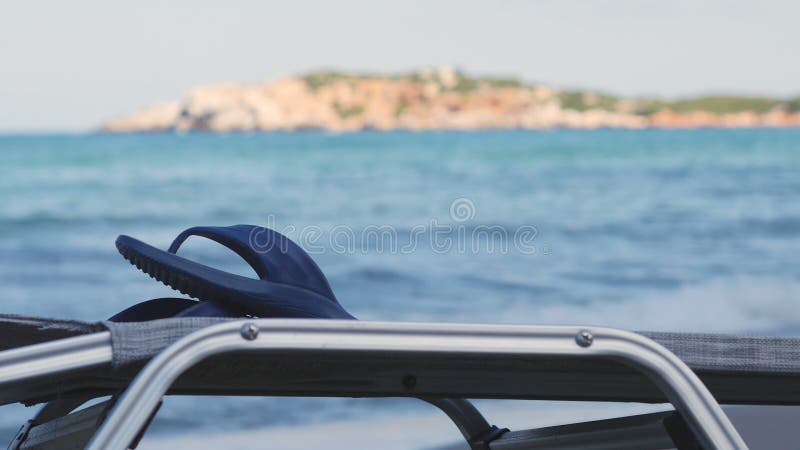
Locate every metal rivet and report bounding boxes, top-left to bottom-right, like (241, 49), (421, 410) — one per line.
(402, 374), (417, 389)
(240, 323), (259, 341)
(575, 329), (594, 347)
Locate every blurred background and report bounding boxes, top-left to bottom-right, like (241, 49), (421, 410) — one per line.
(1, 1), (799, 449)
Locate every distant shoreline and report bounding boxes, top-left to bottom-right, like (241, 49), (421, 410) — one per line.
(5, 127), (800, 138)
(101, 67), (800, 133)
(96, 125), (800, 134)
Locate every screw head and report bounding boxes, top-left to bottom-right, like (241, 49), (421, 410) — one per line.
(240, 323), (259, 341)
(402, 374), (417, 389)
(575, 329), (594, 347)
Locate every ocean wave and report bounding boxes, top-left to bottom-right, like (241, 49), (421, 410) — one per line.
(459, 273), (560, 296)
(562, 271), (682, 289)
(556, 216), (800, 242)
(0, 213), (184, 229)
(487, 275), (800, 334)
(339, 266), (420, 283)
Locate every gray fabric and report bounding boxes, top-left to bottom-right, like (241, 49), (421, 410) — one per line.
(100, 318), (800, 374)
(3, 314), (799, 374)
(5, 314), (800, 406)
(104, 317), (230, 368)
(643, 331), (800, 374)
(0, 314), (103, 351)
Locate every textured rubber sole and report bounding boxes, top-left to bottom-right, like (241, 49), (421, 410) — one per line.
(117, 237), (214, 302)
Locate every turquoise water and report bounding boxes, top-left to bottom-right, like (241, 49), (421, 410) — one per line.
(1, 130), (800, 441)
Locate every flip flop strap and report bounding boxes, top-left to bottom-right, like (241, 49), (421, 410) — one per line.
(168, 224), (338, 301)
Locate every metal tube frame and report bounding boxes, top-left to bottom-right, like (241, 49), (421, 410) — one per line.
(0, 332), (112, 388)
(0, 322), (748, 449)
(81, 320), (747, 450)
(0, 332), (113, 450)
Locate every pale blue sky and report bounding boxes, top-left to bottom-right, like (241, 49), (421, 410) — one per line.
(1, 0), (798, 131)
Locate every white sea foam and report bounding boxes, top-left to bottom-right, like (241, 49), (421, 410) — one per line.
(490, 275), (800, 334)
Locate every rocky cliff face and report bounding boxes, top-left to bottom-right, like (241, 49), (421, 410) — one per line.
(102, 67), (800, 132)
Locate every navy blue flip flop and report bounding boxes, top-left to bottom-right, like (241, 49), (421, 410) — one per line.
(114, 225), (355, 320)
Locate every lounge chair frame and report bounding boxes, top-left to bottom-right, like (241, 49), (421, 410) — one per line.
(0, 320), (749, 449)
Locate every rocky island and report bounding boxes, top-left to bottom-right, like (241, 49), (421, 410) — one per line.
(102, 67), (800, 132)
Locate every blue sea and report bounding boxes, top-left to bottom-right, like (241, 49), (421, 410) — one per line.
(1, 130), (799, 448)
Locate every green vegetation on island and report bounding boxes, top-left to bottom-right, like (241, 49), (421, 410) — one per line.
(332, 102), (365, 119)
(302, 69), (800, 116)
